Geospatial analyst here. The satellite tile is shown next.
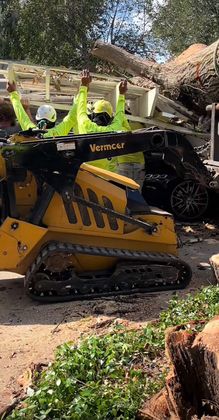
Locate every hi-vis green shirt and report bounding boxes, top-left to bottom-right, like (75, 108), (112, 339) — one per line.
(9, 91), (78, 137)
(117, 120), (145, 164)
(77, 86), (125, 170)
(108, 120), (145, 170)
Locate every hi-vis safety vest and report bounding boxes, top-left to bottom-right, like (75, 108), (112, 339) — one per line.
(77, 86), (126, 170)
(10, 91), (79, 137)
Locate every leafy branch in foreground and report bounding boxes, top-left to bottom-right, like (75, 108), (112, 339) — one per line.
(8, 286), (219, 420)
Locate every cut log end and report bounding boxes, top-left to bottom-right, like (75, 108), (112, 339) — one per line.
(138, 318), (219, 419)
(209, 254), (219, 283)
(91, 39), (219, 113)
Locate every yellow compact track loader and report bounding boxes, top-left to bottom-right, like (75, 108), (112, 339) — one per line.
(0, 128), (191, 302)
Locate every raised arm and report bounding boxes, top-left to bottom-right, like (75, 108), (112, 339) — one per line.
(77, 69), (127, 134)
(44, 94), (79, 138)
(96, 80), (128, 133)
(7, 82), (36, 130)
(21, 97), (34, 123)
(76, 69), (95, 134)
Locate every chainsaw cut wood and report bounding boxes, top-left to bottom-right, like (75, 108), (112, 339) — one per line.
(138, 318), (219, 419)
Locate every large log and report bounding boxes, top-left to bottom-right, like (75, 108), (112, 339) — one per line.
(92, 40), (219, 112)
(138, 317), (219, 419)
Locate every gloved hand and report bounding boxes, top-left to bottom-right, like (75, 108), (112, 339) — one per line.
(81, 69), (92, 87)
(7, 81), (17, 93)
(119, 80), (128, 95)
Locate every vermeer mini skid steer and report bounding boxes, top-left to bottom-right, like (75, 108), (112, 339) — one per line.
(0, 128), (192, 302)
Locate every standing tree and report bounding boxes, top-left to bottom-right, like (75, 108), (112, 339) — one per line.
(18, 0), (107, 67)
(151, 0), (219, 55)
(99, 0), (157, 57)
(0, 0), (23, 59)
(0, 0), (164, 67)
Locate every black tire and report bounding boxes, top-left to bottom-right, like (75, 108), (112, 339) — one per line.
(168, 179), (209, 221)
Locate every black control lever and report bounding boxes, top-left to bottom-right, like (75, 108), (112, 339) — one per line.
(18, 128), (48, 137)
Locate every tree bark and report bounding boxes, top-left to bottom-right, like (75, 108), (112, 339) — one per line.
(92, 40), (219, 112)
(138, 317), (219, 420)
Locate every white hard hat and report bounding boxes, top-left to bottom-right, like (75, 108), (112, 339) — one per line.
(36, 105), (57, 122)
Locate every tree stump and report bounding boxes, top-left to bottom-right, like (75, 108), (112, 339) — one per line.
(138, 318), (219, 419)
(209, 254), (219, 283)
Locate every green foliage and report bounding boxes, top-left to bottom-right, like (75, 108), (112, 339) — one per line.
(17, 0), (107, 67)
(8, 286), (219, 419)
(0, 0), (158, 67)
(0, 0), (107, 67)
(5, 0), (218, 66)
(151, 0), (219, 55)
(8, 332), (164, 419)
(0, 0), (23, 59)
(159, 286), (219, 328)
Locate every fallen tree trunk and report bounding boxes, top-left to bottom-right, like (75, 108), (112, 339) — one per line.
(138, 317), (219, 419)
(92, 40), (219, 112)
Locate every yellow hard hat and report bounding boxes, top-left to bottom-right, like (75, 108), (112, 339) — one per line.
(93, 100), (113, 118)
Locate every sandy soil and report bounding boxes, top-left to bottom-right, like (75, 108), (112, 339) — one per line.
(0, 223), (218, 413)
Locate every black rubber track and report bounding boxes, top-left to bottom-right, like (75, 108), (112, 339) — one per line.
(25, 242), (192, 303)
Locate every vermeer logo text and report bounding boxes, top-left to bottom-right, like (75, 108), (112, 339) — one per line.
(90, 143), (125, 152)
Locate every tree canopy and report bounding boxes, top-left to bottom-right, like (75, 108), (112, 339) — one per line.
(0, 0), (156, 67)
(1, 0), (219, 67)
(0, 0), (22, 59)
(0, 0), (108, 67)
(151, 0), (219, 55)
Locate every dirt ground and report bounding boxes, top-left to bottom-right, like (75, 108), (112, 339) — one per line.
(0, 222), (219, 413)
